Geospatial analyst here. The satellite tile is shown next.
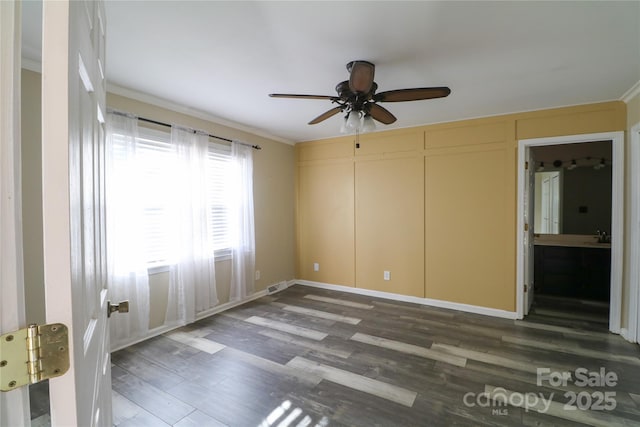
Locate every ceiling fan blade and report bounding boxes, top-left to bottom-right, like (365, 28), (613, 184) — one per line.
(374, 87), (451, 103)
(368, 103), (397, 124)
(269, 93), (339, 101)
(308, 106), (343, 125)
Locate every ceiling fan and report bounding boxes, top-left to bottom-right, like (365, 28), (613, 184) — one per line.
(269, 61), (451, 130)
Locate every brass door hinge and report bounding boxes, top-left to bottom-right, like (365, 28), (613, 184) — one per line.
(525, 161), (529, 170)
(524, 284), (528, 292)
(524, 223), (529, 231)
(0, 324), (69, 391)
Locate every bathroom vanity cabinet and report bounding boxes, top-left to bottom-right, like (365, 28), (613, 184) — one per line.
(534, 235), (611, 301)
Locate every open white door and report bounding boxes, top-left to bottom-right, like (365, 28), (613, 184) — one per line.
(0, 1), (30, 425)
(523, 150), (536, 315)
(550, 173), (561, 234)
(539, 175), (550, 233)
(42, 1), (112, 425)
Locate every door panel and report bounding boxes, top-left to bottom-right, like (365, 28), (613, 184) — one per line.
(42, 1), (110, 425)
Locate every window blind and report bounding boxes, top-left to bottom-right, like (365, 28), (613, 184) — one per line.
(207, 142), (233, 258)
(109, 126), (234, 268)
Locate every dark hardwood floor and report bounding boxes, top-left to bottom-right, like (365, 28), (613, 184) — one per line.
(31, 284), (640, 426)
(528, 293), (610, 332)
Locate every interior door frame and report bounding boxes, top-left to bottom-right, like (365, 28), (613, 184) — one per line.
(628, 121), (640, 343)
(523, 148), (535, 314)
(516, 131), (624, 334)
(0, 1), (30, 425)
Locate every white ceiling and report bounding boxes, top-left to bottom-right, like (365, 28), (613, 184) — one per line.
(21, 1), (640, 143)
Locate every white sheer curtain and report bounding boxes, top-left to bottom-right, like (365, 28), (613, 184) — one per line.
(106, 112), (150, 349)
(165, 127), (218, 325)
(230, 142), (256, 301)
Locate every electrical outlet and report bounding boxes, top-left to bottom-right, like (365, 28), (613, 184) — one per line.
(255, 270), (261, 280)
(313, 263), (320, 272)
(384, 271), (390, 281)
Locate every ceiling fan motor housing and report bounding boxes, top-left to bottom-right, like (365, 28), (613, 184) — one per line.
(347, 60), (376, 94)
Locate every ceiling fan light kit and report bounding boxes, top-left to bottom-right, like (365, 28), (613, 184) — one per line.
(361, 114), (376, 133)
(269, 60), (451, 134)
(339, 111), (377, 134)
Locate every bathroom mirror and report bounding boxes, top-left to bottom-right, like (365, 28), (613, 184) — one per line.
(532, 141), (612, 235)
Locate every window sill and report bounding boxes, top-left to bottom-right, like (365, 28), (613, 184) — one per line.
(147, 264), (170, 275)
(214, 248), (232, 262)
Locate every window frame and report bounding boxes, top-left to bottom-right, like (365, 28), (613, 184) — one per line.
(114, 125), (234, 273)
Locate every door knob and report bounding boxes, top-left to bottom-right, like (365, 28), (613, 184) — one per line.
(107, 300), (129, 317)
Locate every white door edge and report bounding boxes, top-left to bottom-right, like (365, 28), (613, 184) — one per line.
(628, 122), (640, 343)
(516, 131), (624, 335)
(515, 144), (527, 318)
(0, 1), (30, 425)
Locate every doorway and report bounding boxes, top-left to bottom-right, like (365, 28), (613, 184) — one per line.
(516, 131), (624, 334)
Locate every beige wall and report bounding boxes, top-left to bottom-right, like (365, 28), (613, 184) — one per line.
(296, 101), (626, 313)
(21, 72), (296, 330)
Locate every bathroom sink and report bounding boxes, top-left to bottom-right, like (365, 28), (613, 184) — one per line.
(534, 234), (611, 248)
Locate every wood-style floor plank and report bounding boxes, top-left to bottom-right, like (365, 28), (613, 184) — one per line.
(111, 370), (194, 425)
(287, 356), (418, 407)
(32, 284), (640, 426)
(277, 303), (362, 324)
(173, 410), (228, 427)
(112, 390), (171, 427)
(350, 332), (467, 367)
(243, 315), (329, 340)
(304, 294), (375, 309)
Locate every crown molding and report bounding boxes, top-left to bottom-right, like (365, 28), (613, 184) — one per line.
(21, 57), (41, 73)
(107, 83), (294, 145)
(20, 58), (292, 145)
(621, 80), (640, 103)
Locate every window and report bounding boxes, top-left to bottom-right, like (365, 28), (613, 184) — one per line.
(110, 126), (234, 268)
(207, 142), (233, 259)
(136, 128), (176, 266)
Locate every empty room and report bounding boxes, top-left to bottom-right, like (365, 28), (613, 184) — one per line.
(2, 1), (640, 426)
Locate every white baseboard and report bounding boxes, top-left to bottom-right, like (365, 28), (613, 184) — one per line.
(111, 287), (269, 352)
(195, 290), (268, 320)
(110, 323), (177, 353)
(620, 328), (637, 343)
(112, 277), (518, 353)
(294, 280), (519, 320)
(266, 280), (293, 295)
